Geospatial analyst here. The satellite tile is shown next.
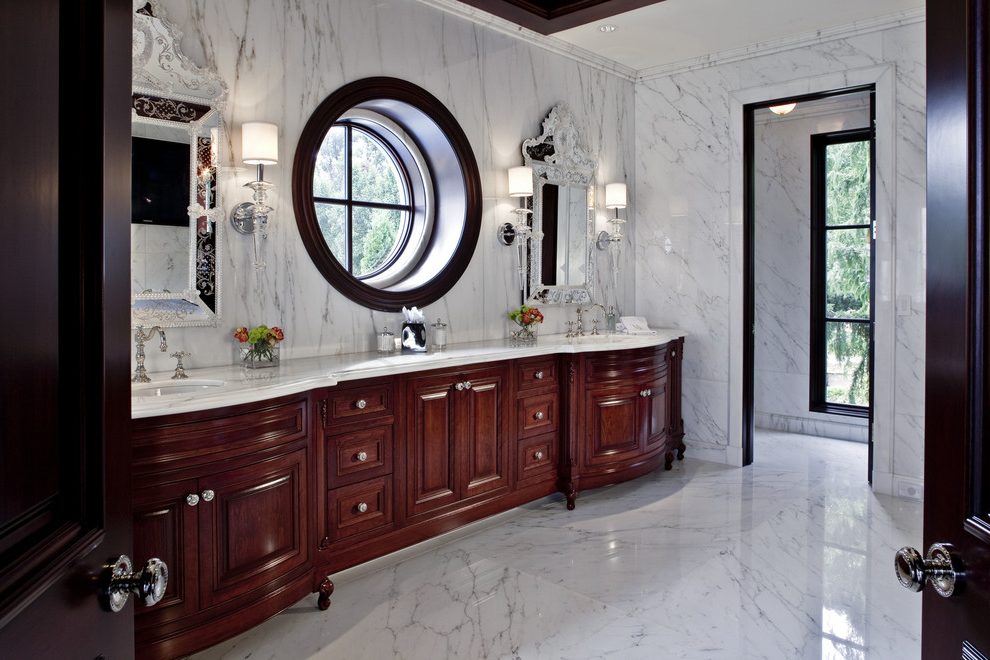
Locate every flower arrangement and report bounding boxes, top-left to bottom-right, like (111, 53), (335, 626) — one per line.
(233, 324), (284, 368)
(507, 304), (544, 342)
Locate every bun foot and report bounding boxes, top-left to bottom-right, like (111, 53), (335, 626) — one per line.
(317, 577), (334, 610)
(566, 491), (577, 510)
(677, 445), (685, 460)
(664, 451), (674, 471)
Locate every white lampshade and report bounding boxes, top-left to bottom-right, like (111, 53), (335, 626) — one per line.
(241, 122), (279, 165)
(508, 166), (533, 198)
(605, 182), (627, 209)
(768, 103), (797, 116)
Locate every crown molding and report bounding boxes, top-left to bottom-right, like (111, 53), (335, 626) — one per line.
(415, 0), (638, 81)
(637, 8), (925, 81)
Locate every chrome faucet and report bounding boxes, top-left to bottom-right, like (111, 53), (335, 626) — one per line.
(132, 326), (168, 383)
(580, 304), (608, 336)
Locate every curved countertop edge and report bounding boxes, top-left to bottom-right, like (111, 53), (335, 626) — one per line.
(131, 329), (685, 419)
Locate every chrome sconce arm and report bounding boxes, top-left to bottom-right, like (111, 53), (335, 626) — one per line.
(230, 122), (279, 269)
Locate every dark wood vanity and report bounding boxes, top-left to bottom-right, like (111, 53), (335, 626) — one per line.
(131, 339), (684, 659)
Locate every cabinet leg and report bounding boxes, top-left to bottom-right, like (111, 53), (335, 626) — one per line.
(565, 484), (577, 510)
(317, 577), (334, 610)
(664, 451), (674, 471)
(676, 438), (685, 460)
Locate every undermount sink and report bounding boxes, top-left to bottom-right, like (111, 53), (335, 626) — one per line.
(132, 379), (226, 397)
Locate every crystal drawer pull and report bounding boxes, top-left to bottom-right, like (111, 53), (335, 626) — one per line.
(534, 370), (544, 380)
(355, 399), (367, 409)
(186, 493), (200, 507)
(356, 451), (368, 462)
(534, 410), (545, 421)
(534, 450), (544, 460)
(201, 489), (215, 502)
(356, 502), (369, 514)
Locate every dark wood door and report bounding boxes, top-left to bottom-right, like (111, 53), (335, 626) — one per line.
(458, 369), (510, 499)
(642, 374), (669, 452)
(0, 0), (134, 656)
(916, 0), (990, 656)
(407, 376), (458, 517)
(585, 385), (642, 466)
(198, 450), (309, 609)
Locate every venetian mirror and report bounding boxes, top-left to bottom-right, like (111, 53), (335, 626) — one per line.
(524, 104), (596, 305)
(130, 0), (227, 327)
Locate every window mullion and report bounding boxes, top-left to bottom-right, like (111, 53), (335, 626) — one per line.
(345, 125), (353, 275)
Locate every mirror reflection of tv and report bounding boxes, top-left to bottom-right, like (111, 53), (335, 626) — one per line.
(132, 137), (190, 226)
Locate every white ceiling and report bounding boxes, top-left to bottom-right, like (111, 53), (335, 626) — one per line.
(553, 0), (924, 72)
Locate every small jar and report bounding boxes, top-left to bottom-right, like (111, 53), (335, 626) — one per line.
(377, 326), (394, 353)
(431, 318), (448, 350)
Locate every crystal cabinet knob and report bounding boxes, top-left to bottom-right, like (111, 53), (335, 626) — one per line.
(355, 399), (367, 410)
(534, 450), (545, 460)
(455, 382), (465, 391)
(201, 489), (215, 502)
(97, 555), (168, 613)
(186, 493), (200, 506)
(534, 371), (544, 380)
(640, 390), (649, 398)
(356, 502), (369, 514)
(356, 451), (368, 462)
(895, 543), (964, 598)
(463, 381), (472, 390)
(534, 411), (545, 421)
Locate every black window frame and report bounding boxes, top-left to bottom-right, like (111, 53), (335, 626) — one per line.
(809, 125), (876, 417)
(312, 121), (416, 280)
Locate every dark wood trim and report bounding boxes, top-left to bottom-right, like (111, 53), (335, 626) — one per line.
(808, 126), (875, 417)
(292, 77), (482, 312)
(454, 0), (667, 34)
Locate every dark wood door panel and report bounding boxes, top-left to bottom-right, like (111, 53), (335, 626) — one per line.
(199, 449), (309, 608)
(327, 477), (394, 541)
(328, 424), (393, 487)
(586, 386), (641, 465)
(517, 392), (558, 438)
(643, 376), (669, 451)
(461, 378), (509, 498)
(408, 381), (458, 516)
(133, 480), (199, 623)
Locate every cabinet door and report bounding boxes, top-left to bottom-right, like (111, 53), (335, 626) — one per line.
(642, 373), (669, 452)
(585, 385), (642, 467)
(407, 377), (458, 517)
(198, 449), (309, 608)
(459, 369), (509, 499)
(133, 478), (199, 625)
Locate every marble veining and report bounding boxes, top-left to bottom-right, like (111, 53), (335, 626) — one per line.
(194, 431), (921, 659)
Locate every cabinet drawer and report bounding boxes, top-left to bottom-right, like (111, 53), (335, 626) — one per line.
(517, 358), (558, 392)
(517, 393), (557, 438)
(584, 347), (668, 384)
(327, 477), (393, 541)
(328, 383), (393, 422)
(328, 425), (392, 487)
(517, 434), (556, 483)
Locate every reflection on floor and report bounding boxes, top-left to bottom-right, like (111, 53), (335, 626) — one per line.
(195, 431), (922, 659)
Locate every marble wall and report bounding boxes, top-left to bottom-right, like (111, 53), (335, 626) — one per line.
(634, 19), (926, 495)
(138, 0), (636, 372)
(753, 98), (871, 443)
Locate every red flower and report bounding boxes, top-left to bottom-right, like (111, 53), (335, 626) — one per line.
(233, 326), (249, 343)
(271, 326), (285, 342)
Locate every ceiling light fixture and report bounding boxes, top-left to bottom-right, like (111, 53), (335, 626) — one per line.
(768, 103), (797, 116)
(599, 24), (617, 33)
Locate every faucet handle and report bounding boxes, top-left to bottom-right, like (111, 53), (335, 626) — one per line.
(170, 351), (191, 380)
(591, 319), (600, 336)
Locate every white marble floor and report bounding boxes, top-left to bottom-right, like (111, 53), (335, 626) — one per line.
(195, 431), (922, 660)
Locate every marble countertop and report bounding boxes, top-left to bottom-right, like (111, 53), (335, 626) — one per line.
(131, 329), (685, 419)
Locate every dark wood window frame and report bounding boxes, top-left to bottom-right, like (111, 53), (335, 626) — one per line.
(313, 122), (416, 279)
(809, 126), (876, 418)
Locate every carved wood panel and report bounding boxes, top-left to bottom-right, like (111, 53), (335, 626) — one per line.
(586, 386), (641, 466)
(407, 380), (458, 516)
(461, 376), (509, 498)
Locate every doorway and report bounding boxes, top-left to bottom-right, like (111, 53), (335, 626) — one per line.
(743, 87), (876, 476)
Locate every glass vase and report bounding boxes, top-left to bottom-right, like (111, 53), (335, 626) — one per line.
(236, 343), (280, 369)
(510, 323), (539, 344)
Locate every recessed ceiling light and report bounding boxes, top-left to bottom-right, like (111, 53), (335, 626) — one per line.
(599, 24), (617, 33)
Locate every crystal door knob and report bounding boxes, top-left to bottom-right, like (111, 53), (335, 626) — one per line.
(895, 543), (963, 597)
(186, 493), (200, 506)
(534, 450), (544, 460)
(455, 382), (465, 391)
(355, 399), (367, 409)
(201, 489), (215, 502)
(534, 371), (544, 380)
(356, 451), (368, 462)
(463, 381), (472, 390)
(98, 555), (168, 613)
(534, 411), (545, 420)
(640, 390), (649, 397)
(356, 502), (369, 514)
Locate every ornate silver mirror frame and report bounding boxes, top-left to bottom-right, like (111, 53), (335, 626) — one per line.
(523, 104), (596, 305)
(131, 0), (227, 327)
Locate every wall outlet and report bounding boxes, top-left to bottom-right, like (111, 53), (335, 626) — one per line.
(896, 479), (924, 501)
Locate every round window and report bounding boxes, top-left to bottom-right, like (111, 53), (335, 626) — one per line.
(293, 78), (481, 311)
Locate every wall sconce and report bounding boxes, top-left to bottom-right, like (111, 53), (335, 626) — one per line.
(769, 103), (797, 115)
(597, 182), (627, 249)
(230, 121), (279, 268)
(497, 166), (533, 246)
